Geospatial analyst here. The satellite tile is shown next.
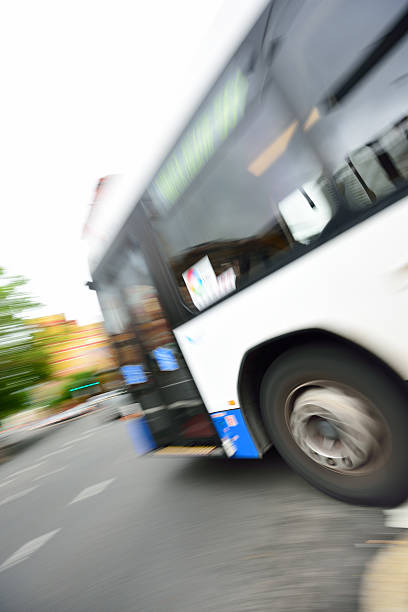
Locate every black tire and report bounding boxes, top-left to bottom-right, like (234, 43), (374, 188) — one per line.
(260, 343), (408, 507)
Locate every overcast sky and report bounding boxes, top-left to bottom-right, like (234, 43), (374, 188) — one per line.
(0, 0), (266, 324)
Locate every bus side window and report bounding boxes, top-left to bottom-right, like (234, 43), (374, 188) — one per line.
(149, 81), (337, 309)
(269, 1), (408, 214)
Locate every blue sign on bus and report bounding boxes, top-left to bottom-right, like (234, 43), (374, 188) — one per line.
(121, 364), (148, 385)
(153, 347), (179, 371)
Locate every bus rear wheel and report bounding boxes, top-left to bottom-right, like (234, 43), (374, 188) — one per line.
(260, 343), (408, 507)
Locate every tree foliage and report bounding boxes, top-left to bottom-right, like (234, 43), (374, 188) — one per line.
(49, 370), (97, 408)
(0, 267), (51, 420)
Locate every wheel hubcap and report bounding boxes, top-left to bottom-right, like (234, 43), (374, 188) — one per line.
(288, 385), (385, 473)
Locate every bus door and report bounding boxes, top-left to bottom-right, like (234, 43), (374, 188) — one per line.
(114, 246), (219, 450)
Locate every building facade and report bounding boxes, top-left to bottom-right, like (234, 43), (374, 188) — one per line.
(31, 314), (118, 378)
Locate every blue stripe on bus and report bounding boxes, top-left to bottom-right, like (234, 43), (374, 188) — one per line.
(210, 408), (259, 458)
(126, 417), (156, 455)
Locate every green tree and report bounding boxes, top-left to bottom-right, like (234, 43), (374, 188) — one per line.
(49, 370), (98, 408)
(0, 267), (51, 421)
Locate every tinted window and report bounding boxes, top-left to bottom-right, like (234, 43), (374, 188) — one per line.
(116, 250), (174, 353)
(113, 248), (192, 381)
(145, 0), (408, 311)
(270, 0), (408, 210)
(97, 284), (129, 337)
(146, 82), (337, 309)
(96, 283), (143, 367)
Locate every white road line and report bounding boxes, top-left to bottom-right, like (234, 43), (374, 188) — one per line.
(82, 426), (103, 435)
(0, 478), (16, 488)
(0, 485), (39, 508)
(0, 529), (60, 572)
(62, 433), (93, 446)
(383, 501), (408, 528)
(39, 446), (73, 460)
(8, 461), (46, 479)
(69, 478), (115, 505)
(33, 466), (67, 481)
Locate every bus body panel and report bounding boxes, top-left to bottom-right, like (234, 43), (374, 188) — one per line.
(86, 1), (408, 472)
(174, 199), (408, 418)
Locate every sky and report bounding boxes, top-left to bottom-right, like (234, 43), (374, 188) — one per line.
(0, 0), (266, 325)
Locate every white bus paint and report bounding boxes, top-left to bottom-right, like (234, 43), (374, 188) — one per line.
(174, 200), (408, 414)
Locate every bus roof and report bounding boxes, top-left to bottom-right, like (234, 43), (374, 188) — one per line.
(84, 1), (268, 273)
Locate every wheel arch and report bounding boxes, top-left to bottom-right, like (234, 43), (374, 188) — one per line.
(237, 328), (407, 454)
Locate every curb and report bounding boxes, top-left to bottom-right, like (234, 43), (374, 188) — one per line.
(360, 535), (408, 611)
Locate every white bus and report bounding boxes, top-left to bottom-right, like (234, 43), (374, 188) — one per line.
(85, 1), (408, 506)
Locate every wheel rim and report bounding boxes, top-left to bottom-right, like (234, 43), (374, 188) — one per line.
(285, 382), (390, 475)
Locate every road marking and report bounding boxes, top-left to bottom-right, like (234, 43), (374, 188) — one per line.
(366, 540), (408, 545)
(69, 478), (115, 505)
(82, 426), (103, 435)
(0, 529), (60, 573)
(0, 485), (39, 508)
(384, 500), (408, 528)
(359, 534), (408, 611)
(33, 466), (67, 481)
(0, 478), (16, 488)
(8, 461), (46, 479)
(62, 433), (93, 446)
(355, 540), (408, 549)
(39, 446), (73, 460)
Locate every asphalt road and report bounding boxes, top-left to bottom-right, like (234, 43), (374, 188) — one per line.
(0, 411), (401, 612)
